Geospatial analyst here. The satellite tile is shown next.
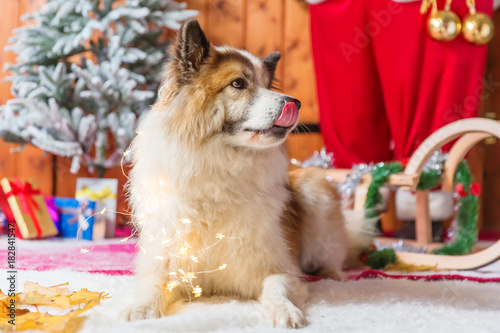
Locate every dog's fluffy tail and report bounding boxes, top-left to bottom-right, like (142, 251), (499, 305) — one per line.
(342, 209), (379, 267)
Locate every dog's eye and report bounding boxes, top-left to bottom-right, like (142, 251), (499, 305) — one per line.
(231, 78), (247, 90)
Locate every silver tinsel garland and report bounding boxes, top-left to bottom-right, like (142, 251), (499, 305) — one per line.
(422, 149), (449, 174)
(291, 147), (449, 200)
(290, 147), (334, 169)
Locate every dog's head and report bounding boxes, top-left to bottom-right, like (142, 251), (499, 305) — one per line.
(160, 19), (301, 149)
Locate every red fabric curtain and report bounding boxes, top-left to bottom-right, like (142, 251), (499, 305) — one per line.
(310, 0), (492, 168)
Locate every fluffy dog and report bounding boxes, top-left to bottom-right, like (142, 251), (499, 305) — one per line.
(125, 19), (367, 328)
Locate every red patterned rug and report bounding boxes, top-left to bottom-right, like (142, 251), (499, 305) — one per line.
(2, 237), (500, 283)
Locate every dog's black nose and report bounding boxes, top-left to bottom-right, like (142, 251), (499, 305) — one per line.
(283, 98), (301, 110)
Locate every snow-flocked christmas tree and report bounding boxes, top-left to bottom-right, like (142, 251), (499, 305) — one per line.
(1, 0), (197, 176)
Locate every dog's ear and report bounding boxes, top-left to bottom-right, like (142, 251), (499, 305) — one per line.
(263, 51), (281, 79)
(175, 19), (210, 72)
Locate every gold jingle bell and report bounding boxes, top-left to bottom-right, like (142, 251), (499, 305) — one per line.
(462, 12), (494, 45)
(428, 10), (462, 41)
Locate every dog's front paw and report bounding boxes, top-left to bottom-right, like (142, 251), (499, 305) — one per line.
(266, 301), (306, 329)
(123, 303), (163, 321)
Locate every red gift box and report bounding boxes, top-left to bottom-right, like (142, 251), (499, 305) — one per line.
(0, 178), (58, 239)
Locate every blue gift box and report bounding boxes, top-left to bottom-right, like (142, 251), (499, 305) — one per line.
(54, 198), (96, 240)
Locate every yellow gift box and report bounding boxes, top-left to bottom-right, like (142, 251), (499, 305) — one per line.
(75, 178), (118, 238)
(0, 178), (58, 239)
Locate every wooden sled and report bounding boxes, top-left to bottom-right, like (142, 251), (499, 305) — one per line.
(328, 118), (500, 270)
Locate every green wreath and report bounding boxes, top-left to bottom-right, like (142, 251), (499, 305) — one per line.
(364, 160), (480, 256)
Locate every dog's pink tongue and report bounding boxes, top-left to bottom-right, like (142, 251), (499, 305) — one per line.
(274, 102), (299, 127)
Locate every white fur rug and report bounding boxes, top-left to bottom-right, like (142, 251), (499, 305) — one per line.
(6, 267), (500, 333)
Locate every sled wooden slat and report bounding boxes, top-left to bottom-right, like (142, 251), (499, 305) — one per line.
(324, 170), (418, 188)
(387, 173), (419, 188)
(404, 118), (500, 184)
(441, 132), (492, 192)
(415, 190), (432, 245)
(396, 240), (500, 270)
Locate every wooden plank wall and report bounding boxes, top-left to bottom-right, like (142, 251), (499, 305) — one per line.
(0, 0), (54, 196)
(481, 9), (500, 231)
(0, 0), (322, 211)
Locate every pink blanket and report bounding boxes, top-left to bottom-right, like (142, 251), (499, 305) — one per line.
(0, 242), (136, 275)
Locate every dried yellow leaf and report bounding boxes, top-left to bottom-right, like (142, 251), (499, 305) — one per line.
(0, 282), (108, 332)
(51, 295), (72, 309)
(20, 291), (54, 307)
(23, 282), (70, 298)
(1, 312), (38, 331)
(69, 289), (109, 305)
(0, 300), (29, 318)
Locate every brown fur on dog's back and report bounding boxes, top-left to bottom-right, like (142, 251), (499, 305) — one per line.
(289, 168), (342, 206)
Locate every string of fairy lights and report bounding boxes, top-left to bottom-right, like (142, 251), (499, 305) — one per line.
(75, 132), (243, 300)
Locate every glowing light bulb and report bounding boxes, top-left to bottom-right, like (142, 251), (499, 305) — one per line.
(166, 281), (179, 291)
(181, 272), (196, 282)
(119, 236), (132, 243)
(178, 242), (191, 257)
(192, 285), (202, 297)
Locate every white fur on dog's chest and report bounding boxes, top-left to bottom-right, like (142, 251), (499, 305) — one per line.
(131, 114), (296, 298)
